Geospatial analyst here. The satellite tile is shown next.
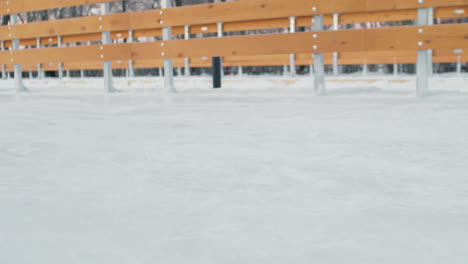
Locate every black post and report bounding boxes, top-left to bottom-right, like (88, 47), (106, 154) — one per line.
(212, 57), (222, 88)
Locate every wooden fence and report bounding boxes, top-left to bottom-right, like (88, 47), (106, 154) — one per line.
(1, 0), (468, 95)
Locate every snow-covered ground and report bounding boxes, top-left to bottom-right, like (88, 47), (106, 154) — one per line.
(1, 75), (468, 263)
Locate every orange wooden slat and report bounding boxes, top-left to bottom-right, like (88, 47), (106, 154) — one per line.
(365, 23), (468, 52)
(4, 49), (468, 72)
(161, 32), (325, 59)
(3, 24), (468, 66)
(435, 6), (468, 18)
(0, 44), (133, 64)
(154, 0), (468, 28)
(371, 0), (468, 12)
(224, 18), (290, 32)
(1, 16), (103, 41)
(62, 33), (101, 44)
(3, 0), (468, 42)
(340, 9), (416, 24)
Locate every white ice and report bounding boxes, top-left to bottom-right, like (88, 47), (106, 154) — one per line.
(1, 75), (468, 264)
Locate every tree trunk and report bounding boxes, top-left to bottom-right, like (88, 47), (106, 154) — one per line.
(122, 0), (127, 12)
(1, 15), (10, 25)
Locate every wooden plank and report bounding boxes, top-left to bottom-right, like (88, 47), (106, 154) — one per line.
(3, 1), (468, 42)
(419, 23), (468, 50)
(1, 16), (102, 40)
(365, 0), (468, 13)
(0, 46), (98, 64)
(366, 23), (468, 52)
(158, 32), (332, 58)
(147, 0), (468, 28)
(224, 17), (289, 32)
(435, 6), (468, 18)
(340, 9), (416, 24)
(0, 0), (118, 15)
(63, 33), (101, 44)
(3, 24), (468, 65)
(4, 48), (468, 72)
(0, 43), (133, 64)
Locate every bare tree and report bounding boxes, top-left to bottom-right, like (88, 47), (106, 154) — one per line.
(1, 15), (10, 25)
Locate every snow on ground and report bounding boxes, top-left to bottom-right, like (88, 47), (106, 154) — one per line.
(1, 75), (468, 263)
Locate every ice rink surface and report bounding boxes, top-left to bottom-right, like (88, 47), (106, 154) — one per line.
(1, 76), (468, 263)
